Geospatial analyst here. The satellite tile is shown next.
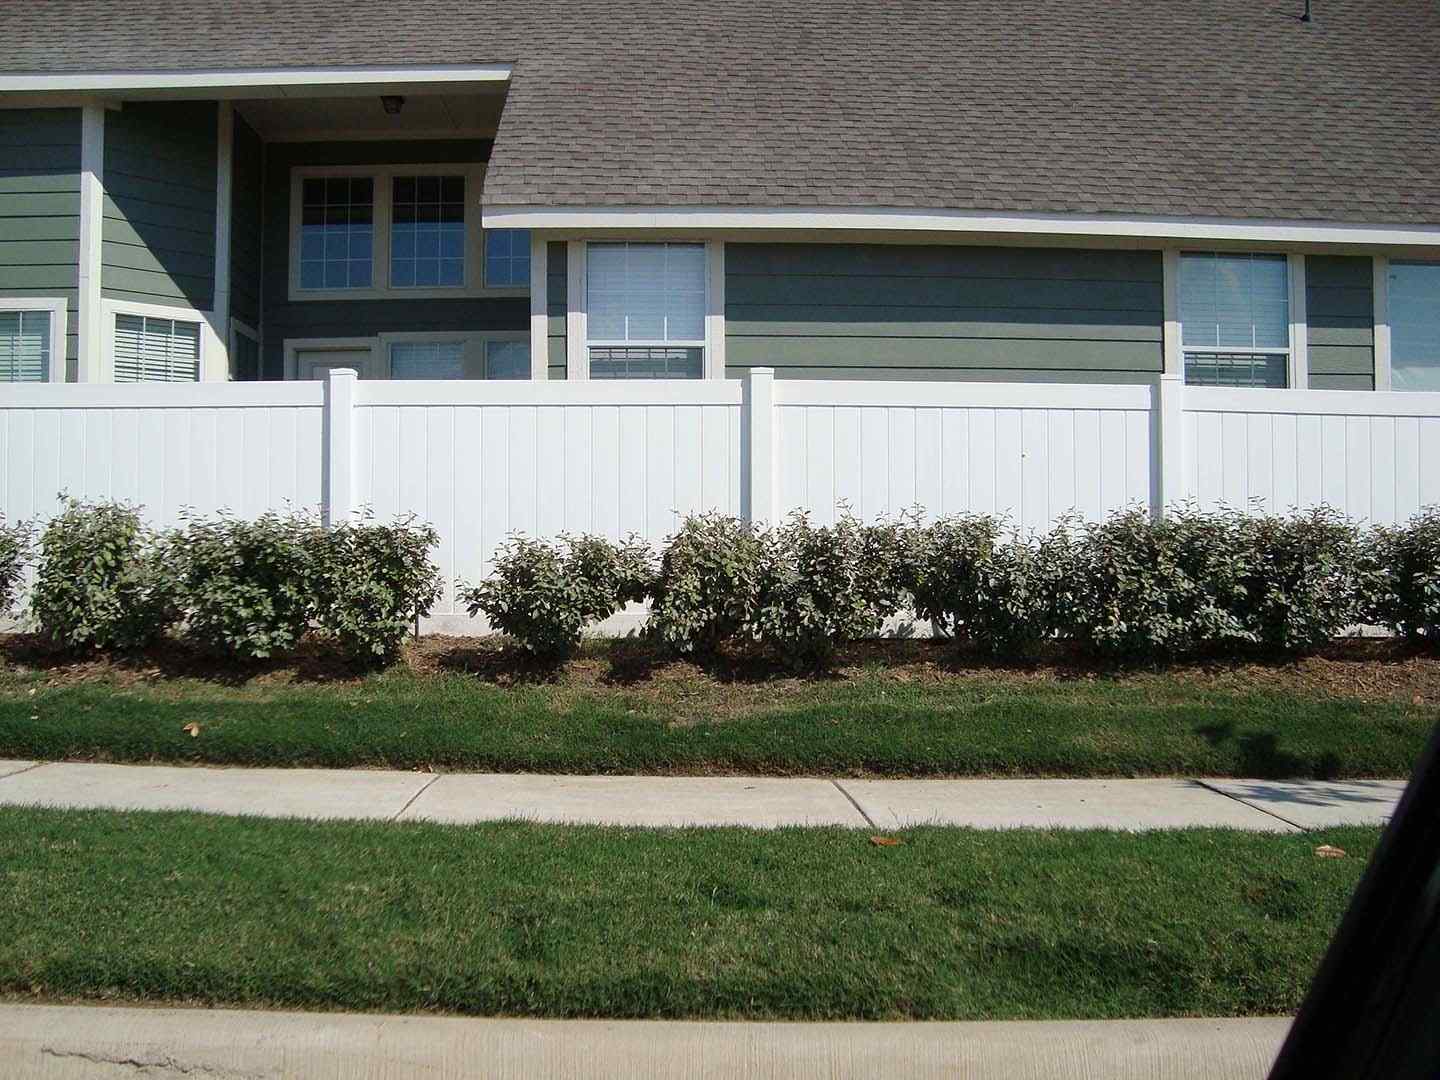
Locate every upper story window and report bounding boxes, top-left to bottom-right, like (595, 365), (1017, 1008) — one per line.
(1390, 261), (1440, 391)
(289, 165), (525, 301)
(485, 229), (531, 287)
(299, 177), (374, 290)
(1179, 252), (1290, 388)
(390, 175), (465, 287)
(586, 242), (707, 379)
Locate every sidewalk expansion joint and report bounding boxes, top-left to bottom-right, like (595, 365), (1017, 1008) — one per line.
(831, 779), (878, 829)
(1193, 779), (1307, 832)
(0, 762), (48, 784)
(391, 772), (443, 821)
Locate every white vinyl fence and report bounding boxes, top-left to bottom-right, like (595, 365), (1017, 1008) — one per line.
(3, 370), (1439, 631)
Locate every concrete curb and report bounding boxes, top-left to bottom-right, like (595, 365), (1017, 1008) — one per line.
(0, 1004), (1291, 1079)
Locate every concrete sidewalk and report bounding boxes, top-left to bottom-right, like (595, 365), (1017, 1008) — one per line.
(0, 759), (1405, 830)
(0, 1003), (1290, 1079)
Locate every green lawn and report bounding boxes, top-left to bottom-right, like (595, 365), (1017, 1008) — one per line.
(0, 807), (1377, 1020)
(0, 655), (1430, 777)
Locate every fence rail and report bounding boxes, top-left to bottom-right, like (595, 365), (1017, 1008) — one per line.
(3, 371), (1439, 630)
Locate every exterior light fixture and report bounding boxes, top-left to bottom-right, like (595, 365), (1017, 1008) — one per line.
(380, 95), (405, 115)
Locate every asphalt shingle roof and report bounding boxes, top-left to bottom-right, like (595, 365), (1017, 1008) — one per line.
(3, 0), (1439, 224)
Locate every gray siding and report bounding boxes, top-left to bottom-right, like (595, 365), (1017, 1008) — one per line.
(547, 241), (566, 379)
(229, 115), (264, 333)
(102, 102), (217, 310)
(725, 243), (1163, 380)
(1306, 255), (1374, 391)
(0, 108), (81, 378)
(260, 140), (525, 379)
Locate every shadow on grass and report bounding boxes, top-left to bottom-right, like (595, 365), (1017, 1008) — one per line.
(1193, 720), (1344, 780)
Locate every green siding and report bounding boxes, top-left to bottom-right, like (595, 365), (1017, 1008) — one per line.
(0, 108), (81, 378)
(725, 243), (1163, 380)
(547, 241), (567, 379)
(260, 140), (526, 379)
(102, 102), (217, 309)
(229, 116), (264, 331)
(1306, 255), (1374, 390)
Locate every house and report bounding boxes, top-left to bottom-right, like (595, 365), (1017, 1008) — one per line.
(1, 0), (1438, 394)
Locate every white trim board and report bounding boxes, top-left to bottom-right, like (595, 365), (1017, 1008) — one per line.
(481, 206), (1440, 248)
(0, 65), (512, 96)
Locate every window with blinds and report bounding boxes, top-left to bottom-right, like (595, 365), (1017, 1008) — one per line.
(586, 242), (706, 379)
(0, 309), (50, 382)
(113, 314), (201, 382)
(1390, 261), (1440, 392)
(390, 340), (465, 379)
(484, 340), (530, 379)
(1179, 252), (1290, 388)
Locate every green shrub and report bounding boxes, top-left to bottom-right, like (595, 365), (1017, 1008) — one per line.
(749, 511), (906, 666)
(1057, 507), (1255, 660)
(461, 533), (651, 660)
(1232, 508), (1370, 653)
(0, 517), (32, 618)
(646, 514), (767, 655)
(30, 499), (179, 652)
(311, 516), (443, 663)
(170, 511), (318, 660)
(1372, 507), (1440, 644)
(905, 515), (1063, 658)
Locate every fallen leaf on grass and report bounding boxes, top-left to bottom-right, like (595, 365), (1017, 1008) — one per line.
(870, 836), (903, 847)
(1315, 845), (1347, 859)
(182, 723), (201, 738)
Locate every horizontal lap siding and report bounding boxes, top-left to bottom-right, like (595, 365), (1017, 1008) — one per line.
(260, 141), (527, 379)
(0, 109), (81, 379)
(229, 116), (264, 332)
(102, 102), (217, 310)
(726, 243), (1164, 380)
(1306, 255), (1374, 390)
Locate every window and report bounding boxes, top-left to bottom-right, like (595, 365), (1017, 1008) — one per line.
(299, 177), (374, 290)
(484, 339), (530, 379)
(0, 309), (52, 382)
(485, 229), (531, 287)
(290, 165), (521, 300)
(113, 313), (201, 382)
(586, 242), (706, 379)
(391, 175), (465, 287)
(1179, 252), (1290, 387)
(390, 340), (466, 379)
(1390, 261), (1440, 392)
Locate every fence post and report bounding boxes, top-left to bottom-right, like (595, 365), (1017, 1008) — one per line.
(743, 366), (776, 525)
(1154, 373), (1185, 519)
(322, 367), (356, 527)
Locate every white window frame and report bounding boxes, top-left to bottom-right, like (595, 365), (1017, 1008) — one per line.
(284, 331), (530, 380)
(1173, 250), (1304, 389)
(287, 163), (527, 302)
(0, 296), (67, 383)
(100, 298), (224, 383)
(378, 330), (530, 379)
(567, 239), (726, 380)
(283, 336), (382, 380)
